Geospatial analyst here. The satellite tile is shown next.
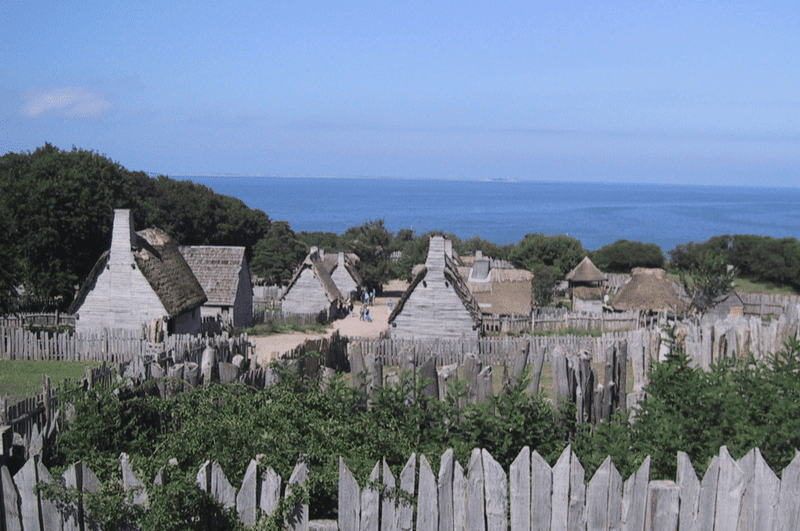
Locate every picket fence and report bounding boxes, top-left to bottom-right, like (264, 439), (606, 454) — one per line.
(482, 314), (530, 335)
(0, 452), (310, 531)
(2, 443), (791, 531)
(339, 445), (794, 531)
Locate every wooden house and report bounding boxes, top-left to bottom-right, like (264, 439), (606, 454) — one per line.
(319, 251), (364, 300)
(280, 247), (343, 319)
(69, 209), (206, 335)
(389, 236), (482, 340)
(457, 250), (533, 316)
(179, 245), (253, 328)
(566, 256), (607, 313)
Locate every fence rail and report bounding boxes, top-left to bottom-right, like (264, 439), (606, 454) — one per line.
(532, 307), (640, 332)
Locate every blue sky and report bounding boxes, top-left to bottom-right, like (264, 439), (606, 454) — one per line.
(2, 0), (798, 186)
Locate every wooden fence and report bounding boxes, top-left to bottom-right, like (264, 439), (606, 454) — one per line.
(0, 452), (309, 531)
(0, 443), (790, 531)
(252, 308), (327, 327)
(0, 313), (76, 331)
(482, 314), (530, 335)
(339, 444), (789, 531)
(532, 308), (640, 332)
(738, 291), (800, 320)
(0, 327), (254, 364)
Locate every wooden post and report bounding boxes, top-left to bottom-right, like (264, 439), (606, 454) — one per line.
(43, 375), (51, 433)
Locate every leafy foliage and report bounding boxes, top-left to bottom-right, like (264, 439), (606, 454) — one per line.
(509, 233), (587, 279)
(0, 144), (271, 309)
(50, 361), (572, 524)
(591, 239), (665, 273)
(583, 334), (800, 480)
(679, 250), (736, 313)
(531, 264), (558, 306)
(669, 235), (800, 293)
(250, 221), (308, 285)
(343, 219), (393, 293)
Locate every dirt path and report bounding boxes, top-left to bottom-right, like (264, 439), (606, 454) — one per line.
(253, 280), (407, 366)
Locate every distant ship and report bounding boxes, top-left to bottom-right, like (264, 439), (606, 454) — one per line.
(479, 177), (518, 183)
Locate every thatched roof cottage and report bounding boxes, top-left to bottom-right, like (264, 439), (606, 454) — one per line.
(566, 256), (607, 312)
(70, 209), (206, 335)
(389, 236), (482, 340)
(179, 246), (253, 328)
(611, 267), (686, 314)
(280, 247), (343, 318)
(457, 251), (533, 316)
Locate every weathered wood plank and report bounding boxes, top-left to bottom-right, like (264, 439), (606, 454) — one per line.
(530, 450), (552, 531)
(510, 446), (531, 531)
(467, 449), (486, 531)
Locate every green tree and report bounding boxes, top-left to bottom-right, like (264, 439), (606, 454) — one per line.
(509, 233), (587, 278)
(250, 221), (307, 286)
(531, 264), (557, 306)
(343, 219), (393, 293)
(680, 250), (735, 313)
(591, 239), (664, 273)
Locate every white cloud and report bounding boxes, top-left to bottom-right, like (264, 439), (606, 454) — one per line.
(21, 87), (112, 119)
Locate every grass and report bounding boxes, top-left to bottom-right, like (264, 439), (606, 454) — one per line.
(666, 271), (798, 295)
(0, 359), (100, 403)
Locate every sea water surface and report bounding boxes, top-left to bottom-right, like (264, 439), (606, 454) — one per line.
(176, 177), (800, 252)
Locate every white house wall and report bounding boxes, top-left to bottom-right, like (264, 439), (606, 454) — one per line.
(282, 268), (330, 315)
(391, 273), (479, 341)
(75, 260), (168, 334)
(331, 266), (358, 299)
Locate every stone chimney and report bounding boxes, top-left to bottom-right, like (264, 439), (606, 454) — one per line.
(310, 246), (319, 260)
(110, 209), (136, 265)
(338, 252), (345, 269)
(476, 250), (483, 260)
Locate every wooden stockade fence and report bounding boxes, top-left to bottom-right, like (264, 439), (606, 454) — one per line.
(532, 308), (640, 332)
(0, 313), (76, 331)
(0, 451), (310, 531)
(738, 291), (800, 320)
(0, 327), (255, 364)
(339, 444), (793, 531)
(482, 314), (530, 335)
(253, 308), (326, 327)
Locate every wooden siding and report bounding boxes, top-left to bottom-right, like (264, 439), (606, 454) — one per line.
(331, 264), (358, 298)
(391, 273), (479, 341)
(282, 269), (331, 315)
(75, 258), (169, 334)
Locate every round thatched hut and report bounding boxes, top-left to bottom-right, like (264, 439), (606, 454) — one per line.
(611, 267), (686, 314)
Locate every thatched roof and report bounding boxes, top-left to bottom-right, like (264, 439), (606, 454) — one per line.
(611, 268), (685, 313)
(566, 256), (606, 283)
(133, 229), (208, 317)
(573, 286), (605, 301)
(69, 229), (208, 318)
(280, 250), (343, 303)
(179, 246), (248, 306)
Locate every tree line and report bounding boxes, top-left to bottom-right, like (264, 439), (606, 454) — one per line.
(2, 144), (798, 312)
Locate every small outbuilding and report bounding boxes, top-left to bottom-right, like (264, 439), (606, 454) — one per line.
(458, 251), (533, 316)
(566, 256), (607, 312)
(70, 209), (207, 335)
(179, 245), (253, 328)
(280, 247), (343, 319)
(389, 236), (482, 340)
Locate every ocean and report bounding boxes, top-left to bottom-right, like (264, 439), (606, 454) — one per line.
(175, 176), (800, 253)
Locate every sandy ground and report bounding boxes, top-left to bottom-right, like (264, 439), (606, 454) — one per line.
(253, 280), (408, 366)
